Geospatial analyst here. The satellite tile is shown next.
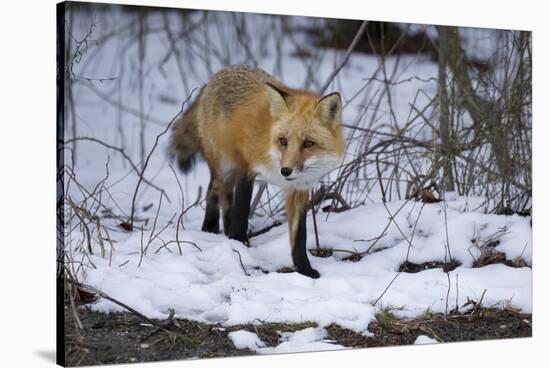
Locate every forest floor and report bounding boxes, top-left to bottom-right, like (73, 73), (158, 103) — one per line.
(64, 305), (531, 366)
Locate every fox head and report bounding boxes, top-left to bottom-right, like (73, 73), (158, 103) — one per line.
(262, 83), (345, 190)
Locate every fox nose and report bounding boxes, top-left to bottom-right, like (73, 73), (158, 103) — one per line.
(280, 167), (293, 177)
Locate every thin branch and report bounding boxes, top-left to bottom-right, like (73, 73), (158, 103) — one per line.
(319, 21), (368, 94)
(65, 136), (169, 201)
(129, 89), (197, 229)
(232, 249), (250, 276)
(67, 279), (183, 334)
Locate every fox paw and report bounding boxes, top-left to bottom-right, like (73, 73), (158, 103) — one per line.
(297, 267), (320, 279)
(229, 233), (250, 247)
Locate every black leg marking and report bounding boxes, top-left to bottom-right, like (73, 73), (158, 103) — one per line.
(292, 211), (320, 279)
(228, 175), (254, 244)
(201, 182), (220, 233)
(222, 191), (233, 236)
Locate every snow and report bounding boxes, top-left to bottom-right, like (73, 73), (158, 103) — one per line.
(81, 198), (531, 334)
(414, 335), (440, 345)
(63, 6), (532, 355)
(229, 328), (345, 354)
(228, 330), (266, 351)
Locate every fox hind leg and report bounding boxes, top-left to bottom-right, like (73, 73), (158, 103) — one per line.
(219, 179), (234, 236)
(227, 174), (254, 245)
(201, 179), (220, 234)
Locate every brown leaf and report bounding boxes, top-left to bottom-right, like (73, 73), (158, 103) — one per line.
(77, 286), (97, 303)
(414, 189), (441, 203)
(118, 222), (133, 231)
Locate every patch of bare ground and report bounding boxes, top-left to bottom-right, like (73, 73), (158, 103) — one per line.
(399, 256), (529, 273)
(399, 260), (461, 273)
(64, 305), (531, 366)
(64, 307), (250, 366)
(326, 307), (531, 348)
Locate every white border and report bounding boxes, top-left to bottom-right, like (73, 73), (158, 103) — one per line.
(0, 0), (547, 367)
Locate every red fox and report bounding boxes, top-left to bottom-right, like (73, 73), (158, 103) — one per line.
(170, 64), (344, 278)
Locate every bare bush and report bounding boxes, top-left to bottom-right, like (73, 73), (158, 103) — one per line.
(58, 4), (531, 322)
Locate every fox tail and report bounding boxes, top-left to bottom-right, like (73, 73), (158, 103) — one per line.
(169, 90), (203, 173)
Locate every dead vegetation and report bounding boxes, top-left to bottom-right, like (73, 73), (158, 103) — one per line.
(65, 304), (531, 366)
(399, 260), (461, 273)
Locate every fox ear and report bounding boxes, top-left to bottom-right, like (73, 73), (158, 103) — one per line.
(318, 92), (342, 127)
(265, 83), (288, 120)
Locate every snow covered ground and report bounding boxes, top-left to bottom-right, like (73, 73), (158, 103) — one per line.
(80, 196), (531, 340)
(64, 7), (532, 354)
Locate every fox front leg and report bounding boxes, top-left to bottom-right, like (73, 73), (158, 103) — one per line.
(285, 190), (320, 279)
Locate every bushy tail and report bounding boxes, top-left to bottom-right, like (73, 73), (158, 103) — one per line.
(169, 90), (203, 173)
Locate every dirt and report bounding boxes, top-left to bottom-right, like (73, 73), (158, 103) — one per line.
(399, 256), (529, 272)
(64, 307), (250, 366)
(399, 260), (461, 273)
(325, 308), (531, 348)
(64, 306), (531, 366)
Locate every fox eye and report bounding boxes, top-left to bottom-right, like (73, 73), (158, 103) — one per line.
(303, 140), (314, 148)
(279, 137), (288, 146)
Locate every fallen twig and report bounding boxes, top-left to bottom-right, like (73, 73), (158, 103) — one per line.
(67, 279), (181, 335)
(232, 249), (250, 276)
(248, 221), (283, 239)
